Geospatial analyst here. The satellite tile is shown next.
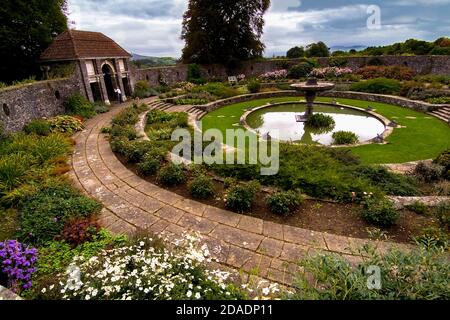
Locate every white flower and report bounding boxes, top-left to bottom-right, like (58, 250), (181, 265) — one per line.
(262, 287), (270, 296)
(186, 290), (192, 298)
(41, 288), (47, 294)
(195, 292), (201, 299)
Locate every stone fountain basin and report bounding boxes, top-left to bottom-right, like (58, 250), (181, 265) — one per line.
(290, 82), (335, 92)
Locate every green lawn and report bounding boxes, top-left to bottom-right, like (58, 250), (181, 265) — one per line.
(200, 96), (450, 164)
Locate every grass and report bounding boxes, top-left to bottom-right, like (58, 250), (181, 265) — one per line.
(201, 97), (450, 164)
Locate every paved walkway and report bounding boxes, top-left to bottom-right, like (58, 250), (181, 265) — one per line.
(69, 100), (408, 285)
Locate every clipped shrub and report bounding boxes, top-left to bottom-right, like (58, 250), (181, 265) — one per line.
(266, 190), (303, 216)
(18, 185), (102, 245)
(413, 161), (445, 182)
(288, 62), (313, 79)
(305, 113), (336, 129)
(188, 174), (215, 199)
(405, 201), (429, 215)
(60, 218), (101, 247)
(64, 93), (96, 119)
(48, 115), (83, 134)
(434, 149), (450, 180)
(247, 80), (261, 93)
(93, 103), (109, 114)
(225, 182), (260, 213)
(361, 197), (399, 227)
(223, 177), (237, 189)
(137, 150), (165, 176)
(332, 131), (359, 145)
(24, 119), (51, 136)
(111, 125), (138, 140)
(157, 163), (186, 186)
(123, 140), (155, 163)
(350, 78), (401, 95)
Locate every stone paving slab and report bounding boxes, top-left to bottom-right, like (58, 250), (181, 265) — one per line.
(69, 100), (412, 286)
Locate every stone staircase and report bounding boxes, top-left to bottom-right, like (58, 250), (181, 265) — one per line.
(429, 107), (450, 123)
(146, 101), (207, 120)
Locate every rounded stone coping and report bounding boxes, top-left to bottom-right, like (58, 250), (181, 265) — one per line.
(239, 101), (393, 148)
(290, 82), (335, 92)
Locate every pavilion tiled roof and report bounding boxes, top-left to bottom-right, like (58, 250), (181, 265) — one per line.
(40, 30), (131, 61)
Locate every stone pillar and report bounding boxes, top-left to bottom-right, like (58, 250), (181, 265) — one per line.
(124, 58), (135, 95)
(113, 59), (127, 102)
(94, 59), (110, 105)
(77, 60), (94, 102)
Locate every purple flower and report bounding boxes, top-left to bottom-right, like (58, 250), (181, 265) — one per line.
(0, 240), (38, 293)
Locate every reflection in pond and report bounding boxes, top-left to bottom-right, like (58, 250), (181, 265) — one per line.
(246, 104), (386, 146)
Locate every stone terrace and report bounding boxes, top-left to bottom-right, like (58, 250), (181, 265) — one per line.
(69, 99), (410, 286)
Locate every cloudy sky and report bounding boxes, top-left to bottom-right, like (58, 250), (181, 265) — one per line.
(67, 0), (450, 57)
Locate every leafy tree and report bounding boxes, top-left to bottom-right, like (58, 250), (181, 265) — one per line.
(181, 0), (271, 66)
(286, 46), (305, 58)
(306, 41), (330, 57)
(0, 0), (68, 83)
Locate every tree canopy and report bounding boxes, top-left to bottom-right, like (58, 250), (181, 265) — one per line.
(181, 0), (270, 66)
(0, 0), (68, 83)
(286, 42), (330, 58)
(286, 46), (305, 59)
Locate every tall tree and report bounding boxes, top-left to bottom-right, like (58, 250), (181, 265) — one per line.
(181, 0), (270, 66)
(0, 0), (68, 83)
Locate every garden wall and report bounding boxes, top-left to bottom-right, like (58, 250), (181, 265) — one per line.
(319, 91), (449, 112)
(0, 66), (84, 133)
(134, 55), (450, 87)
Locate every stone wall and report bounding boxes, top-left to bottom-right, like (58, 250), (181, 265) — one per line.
(0, 64), (84, 133)
(319, 91), (449, 112)
(134, 55), (450, 87)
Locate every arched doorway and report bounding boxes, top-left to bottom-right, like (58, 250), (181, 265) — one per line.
(102, 63), (117, 102)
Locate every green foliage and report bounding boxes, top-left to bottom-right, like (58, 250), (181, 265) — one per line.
(18, 184), (102, 245)
(64, 93), (96, 119)
(405, 201), (429, 215)
(188, 174), (215, 199)
(47, 115), (84, 134)
(187, 64), (203, 83)
(434, 149), (450, 180)
(192, 82), (240, 99)
(0, 208), (18, 241)
(137, 151), (164, 176)
(247, 80), (261, 93)
(93, 103), (109, 114)
(350, 78), (402, 95)
(225, 181), (260, 213)
(356, 66), (414, 81)
(329, 57), (348, 67)
(353, 165), (419, 196)
(266, 190), (303, 216)
(361, 197), (399, 227)
(181, 1), (270, 65)
(288, 62), (314, 78)
(223, 177), (237, 189)
(175, 98), (209, 105)
(332, 131), (359, 145)
(0, 0), (68, 82)
(414, 227), (449, 250)
(305, 41), (330, 57)
(0, 153), (33, 192)
(286, 46), (305, 58)
(289, 246), (450, 300)
(133, 80), (159, 99)
(31, 134), (71, 164)
(123, 141), (155, 163)
(23, 120), (51, 136)
(112, 103), (148, 127)
(157, 164), (186, 186)
(305, 113), (336, 129)
(413, 161), (445, 182)
(434, 202), (450, 229)
(25, 230), (126, 299)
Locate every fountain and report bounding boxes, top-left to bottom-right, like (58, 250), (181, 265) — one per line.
(290, 77), (335, 121)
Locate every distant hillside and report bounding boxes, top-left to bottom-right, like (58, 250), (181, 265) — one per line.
(131, 53), (178, 67)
